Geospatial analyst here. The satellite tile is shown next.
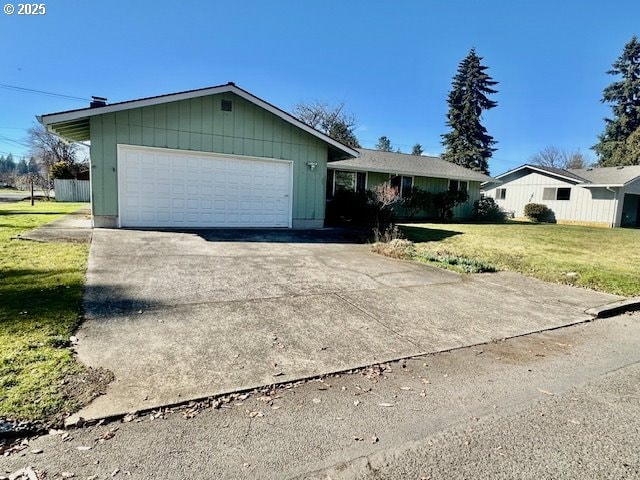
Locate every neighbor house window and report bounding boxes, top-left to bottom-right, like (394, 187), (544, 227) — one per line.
(389, 174), (413, 198)
(331, 170), (367, 196)
(543, 187), (571, 201)
(449, 180), (468, 192)
(496, 188), (506, 200)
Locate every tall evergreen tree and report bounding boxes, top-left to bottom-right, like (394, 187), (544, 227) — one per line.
(376, 136), (393, 152)
(411, 143), (424, 156)
(441, 48), (498, 174)
(16, 158), (29, 175)
(0, 154), (16, 173)
(593, 36), (640, 166)
(28, 157), (39, 174)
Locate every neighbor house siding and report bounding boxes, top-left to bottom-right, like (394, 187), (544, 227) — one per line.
(618, 178), (640, 227)
(624, 178), (640, 195)
(484, 170), (618, 226)
(89, 92), (328, 227)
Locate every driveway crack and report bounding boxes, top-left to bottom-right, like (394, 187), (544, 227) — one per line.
(332, 292), (426, 351)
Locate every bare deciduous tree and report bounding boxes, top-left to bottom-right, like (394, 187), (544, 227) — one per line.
(28, 125), (88, 178)
(293, 102), (360, 148)
(530, 146), (590, 169)
(369, 182), (400, 232)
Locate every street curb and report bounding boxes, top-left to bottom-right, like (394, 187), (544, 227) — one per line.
(64, 314), (597, 428)
(585, 298), (640, 318)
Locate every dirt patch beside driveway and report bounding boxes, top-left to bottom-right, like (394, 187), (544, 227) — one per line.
(72, 229), (621, 422)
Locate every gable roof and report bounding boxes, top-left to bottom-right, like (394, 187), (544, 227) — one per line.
(492, 164), (586, 184)
(569, 165), (640, 186)
(37, 82), (359, 160)
(327, 148), (493, 182)
(489, 163), (640, 187)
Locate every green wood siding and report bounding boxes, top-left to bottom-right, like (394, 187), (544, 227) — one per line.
(365, 172), (389, 189)
(90, 92), (328, 224)
(364, 171), (480, 219)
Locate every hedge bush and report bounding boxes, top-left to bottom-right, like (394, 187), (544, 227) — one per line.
(473, 197), (507, 222)
(524, 203), (552, 222)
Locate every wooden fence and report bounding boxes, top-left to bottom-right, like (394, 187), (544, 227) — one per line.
(53, 179), (90, 202)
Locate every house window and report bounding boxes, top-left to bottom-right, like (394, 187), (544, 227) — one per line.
(356, 172), (367, 193)
(389, 174), (413, 198)
(496, 188), (506, 200)
(326, 169), (335, 199)
(557, 188), (571, 200)
(334, 171), (356, 193)
(543, 187), (571, 201)
(449, 180), (468, 192)
(331, 170), (367, 196)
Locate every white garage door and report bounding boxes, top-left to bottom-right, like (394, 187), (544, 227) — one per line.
(118, 145), (292, 228)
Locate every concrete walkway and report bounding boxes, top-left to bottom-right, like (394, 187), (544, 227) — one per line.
(18, 205), (92, 243)
(70, 229), (622, 422)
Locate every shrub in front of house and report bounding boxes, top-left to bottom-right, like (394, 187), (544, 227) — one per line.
(371, 237), (415, 260)
(473, 197), (507, 222)
(403, 187), (433, 219)
(432, 190), (469, 220)
(326, 183), (401, 229)
(325, 190), (377, 226)
(524, 203), (553, 222)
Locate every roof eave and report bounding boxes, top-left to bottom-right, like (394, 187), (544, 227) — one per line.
(481, 179), (503, 186)
(578, 183), (624, 188)
(327, 163), (492, 183)
(39, 83), (358, 159)
(494, 164), (585, 184)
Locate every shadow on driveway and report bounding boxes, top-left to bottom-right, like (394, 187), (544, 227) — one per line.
(129, 227), (373, 244)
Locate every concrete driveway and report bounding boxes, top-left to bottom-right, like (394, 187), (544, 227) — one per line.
(75, 228), (621, 421)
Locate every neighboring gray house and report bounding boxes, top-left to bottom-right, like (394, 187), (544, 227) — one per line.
(327, 148), (493, 219)
(482, 164), (640, 227)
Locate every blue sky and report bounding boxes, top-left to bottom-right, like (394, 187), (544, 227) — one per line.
(0, 0), (638, 173)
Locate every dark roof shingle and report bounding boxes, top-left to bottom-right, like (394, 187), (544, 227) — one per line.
(569, 165), (640, 185)
(328, 148), (493, 182)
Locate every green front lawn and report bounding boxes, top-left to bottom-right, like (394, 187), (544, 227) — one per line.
(0, 201), (89, 422)
(401, 222), (640, 297)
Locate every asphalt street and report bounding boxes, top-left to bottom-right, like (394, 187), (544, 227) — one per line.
(1, 313), (639, 479)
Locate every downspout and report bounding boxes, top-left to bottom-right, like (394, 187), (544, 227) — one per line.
(606, 186), (619, 227)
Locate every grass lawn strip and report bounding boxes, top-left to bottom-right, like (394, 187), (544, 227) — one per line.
(401, 222), (640, 297)
(0, 201), (89, 423)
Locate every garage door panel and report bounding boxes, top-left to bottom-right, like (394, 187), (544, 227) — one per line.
(157, 183), (171, 195)
(119, 146), (292, 228)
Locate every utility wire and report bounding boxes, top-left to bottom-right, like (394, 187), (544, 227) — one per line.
(0, 83), (90, 102)
(0, 134), (30, 148)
